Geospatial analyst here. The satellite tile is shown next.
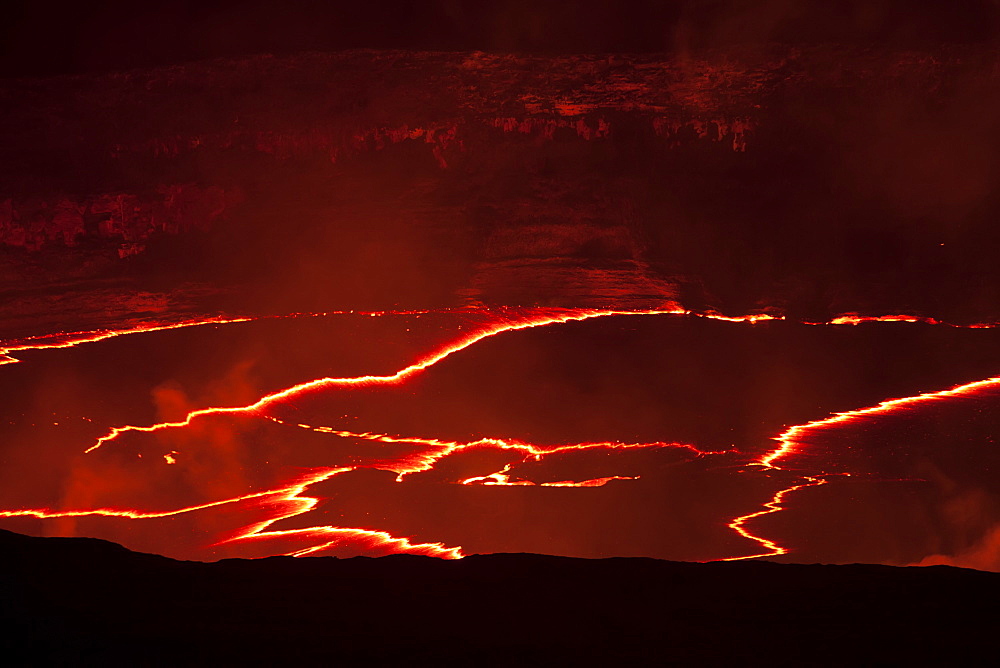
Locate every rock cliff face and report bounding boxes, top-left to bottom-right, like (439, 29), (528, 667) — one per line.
(3, 46), (999, 320)
(0, 186), (238, 254)
(0, 49), (763, 251)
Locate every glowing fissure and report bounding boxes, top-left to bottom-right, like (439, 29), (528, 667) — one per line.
(766, 375), (1000, 468)
(5, 306), (1000, 562)
(270, 417), (716, 481)
(0, 316), (254, 367)
(86, 308), (688, 452)
(541, 476), (638, 487)
(721, 374), (1000, 560)
(720, 475), (829, 560)
(0, 468), (345, 522)
(458, 469), (639, 487)
(216, 469), (463, 559)
(92, 306), (973, 454)
(822, 313), (1000, 328)
(0, 467), (462, 559)
(0, 308), (447, 367)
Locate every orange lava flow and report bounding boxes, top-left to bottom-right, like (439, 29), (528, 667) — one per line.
(0, 467), (463, 559)
(719, 475), (828, 561)
(271, 417), (717, 481)
(85, 307), (1000, 453)
(541, 476), (638, 487)
(817, 313), (1000, 327)
(87, 306), (856, 454)
(217, 469), (463, 559)
(829, 313), (940, 325)
(85, 308), (688, 452)
(719, 374), (1000, 561)
(6, 306), (1000, 562)
(764, 374), (1000, 468)
(459, 467), (639, 487)
(0, 308), (440, 368)
(0, 316), (255, 366)
(0, 468), (347, 522)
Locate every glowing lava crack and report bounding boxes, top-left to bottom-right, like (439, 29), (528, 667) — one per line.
(0, 468), (463, 559)
(84, 308), (691, 453)
(720, 374), (1000, 560)
(0, 316), (254, 366)
(3, 307), (1000, 562)
(266, 417), (721, 483)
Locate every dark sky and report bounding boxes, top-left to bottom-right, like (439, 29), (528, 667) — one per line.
(2, 0), (999, 78)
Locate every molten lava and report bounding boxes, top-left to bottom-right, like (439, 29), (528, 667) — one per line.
(1, 307), (999, 563)
(0, 316), (254, 367)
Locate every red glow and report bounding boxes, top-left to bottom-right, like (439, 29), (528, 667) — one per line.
(0, 316), (254, 367)
(269, 418), (716, 478)
(0, 308), (439, 368)
(765, 375), (1000, 468)
(720, 476), (829, 560)
(460, 470), (639, 487)
(84, 308), (689, 453)
(0, 467), (462, 559)
(93, 306), (985, 453)
(2, 307), (1000, 563)
(828, 313), (937, 325)
(819, 313), (1000, 328)
(719, 374), (1000, 560)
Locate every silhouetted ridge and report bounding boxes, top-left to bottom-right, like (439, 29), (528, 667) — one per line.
(1, 529), (996, 665)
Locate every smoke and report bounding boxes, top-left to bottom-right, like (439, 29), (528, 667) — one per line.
(913, 525), (1000, 571)
(55, 358), (263, 528)
(898, 460), (1000, 571)
(836, 67), (1000, 227)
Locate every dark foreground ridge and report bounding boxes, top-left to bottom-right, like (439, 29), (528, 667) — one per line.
(1, 529), (996, 666)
